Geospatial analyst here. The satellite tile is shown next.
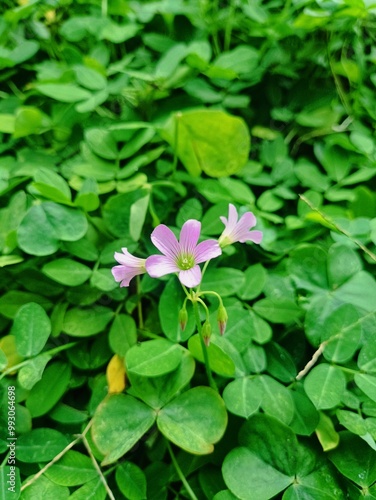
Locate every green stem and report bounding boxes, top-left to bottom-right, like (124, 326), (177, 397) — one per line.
(181, 284), (192, 300)
(172, 112), (181, 177)
(196, 260), (211, 293)
(136, 275), (144, 330)
(200, 290), (223, 306)
(337, 366), (359, 376)
(196, 297), (210, 321)
(137, 328), (160, 340)
(193, 302), (218, 391)
(166, 440), (198, 500)
(148, 191), (160, 226)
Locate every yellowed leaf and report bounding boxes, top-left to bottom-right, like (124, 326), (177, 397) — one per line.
(106, 354), (126, 394)
(0, 335), (24, 373)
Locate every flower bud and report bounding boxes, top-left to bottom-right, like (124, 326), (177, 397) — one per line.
(202, 320), (212, 347)
(178, 306), (188, 331)
(217, 304), (228, 336)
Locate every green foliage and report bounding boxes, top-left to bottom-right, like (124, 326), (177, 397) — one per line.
(0, 0), (376, 498)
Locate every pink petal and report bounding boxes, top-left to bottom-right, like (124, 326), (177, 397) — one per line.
(114, 249), (145, 267)
(227, 204), (238, 229)
(179, 220), (201, 254)
(111, 265), (143, 287)
(240, 230), (263, 244)
(228, 212), (258, 243)
(178, 265), (202, 288)
(145, 254), (179, 278)
(194, 239), (222, 264)
(150, 224), (180, 259)
(237, 212), (257, 231)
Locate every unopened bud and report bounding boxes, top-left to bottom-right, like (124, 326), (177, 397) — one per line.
(178, 307), (188, 331)
(202, 320), (212, 347)
(217, 305), (228, 336)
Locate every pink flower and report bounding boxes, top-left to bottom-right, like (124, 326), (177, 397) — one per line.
(112, 248), (146, 287)
(218, 204), (263, 248)
(145, 220), (221, 288)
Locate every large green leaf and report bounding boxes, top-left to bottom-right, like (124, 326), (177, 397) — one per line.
(162, 109), (250, 177)
(25, 361), (71, 417)
(92, 394), (156, 465)
(128, 350), (195, 409)
(289, 391), (320, 436)
(85, 128), (118, 160)
(115, 461), (147, 500)
(257, 375), (295, 425)
(283, 464), (345, 499)
(239, 414), (302, 477)
(355, 373), (376, 403)
(157, 387), (228, 454)
(223, 377), (262, 418)
(253, 298), (302, 324)
(68, 477), (106, 500)
(333, 271), (376, 313)
(222, 447), (292, 500)
(109, 314), (138, 357)
(17, 203), (88, 256)
(17, 428), (69, 463)
(322, 304), (362, 363)
(201, 267), (246, 297)
(329, 432), (376, 487)
(188, 334), (235, 377)
(327, 243), (362, 288)
(35, 84), (92, 103)
(288, 244), (328, 292)
(42, 259), (92, 286)
(18, 353), (51, 390)
(102, 189), (150, 239)
(12, 302), (51, 357)
(20, 475), (69, 500)
(43, 451), (97, 486)
(62, 306), (114, 337)
(126, 339), (183, 377)
(238, 263), (267, 300)
(304, 364), (346, 410)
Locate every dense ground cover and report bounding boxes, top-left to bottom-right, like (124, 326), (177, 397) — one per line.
(1, 0), (376, 498)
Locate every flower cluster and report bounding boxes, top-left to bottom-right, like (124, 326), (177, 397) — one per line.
(112, 204), (263, 289)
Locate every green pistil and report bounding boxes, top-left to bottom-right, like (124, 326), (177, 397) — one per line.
(177, 253), (195, 270)
(218, 234), (232, 248)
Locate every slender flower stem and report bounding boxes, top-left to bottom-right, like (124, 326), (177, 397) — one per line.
(200, 290), (223, 306)
(166, 440), (198, 500)
(172, 112), (181, 177)
(193, 302), (218, 392)
(196, 297), (210, 320)
(197, 260), (211, 290)
(136, 275), (144, 330)
(148, 192), (160, 226)
(181, 284), (192, 300)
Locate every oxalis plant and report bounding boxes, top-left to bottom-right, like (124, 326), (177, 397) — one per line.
(1, 0), (376, 498)
(112, 203), (262, 389)
(89, 204), (263, 499)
